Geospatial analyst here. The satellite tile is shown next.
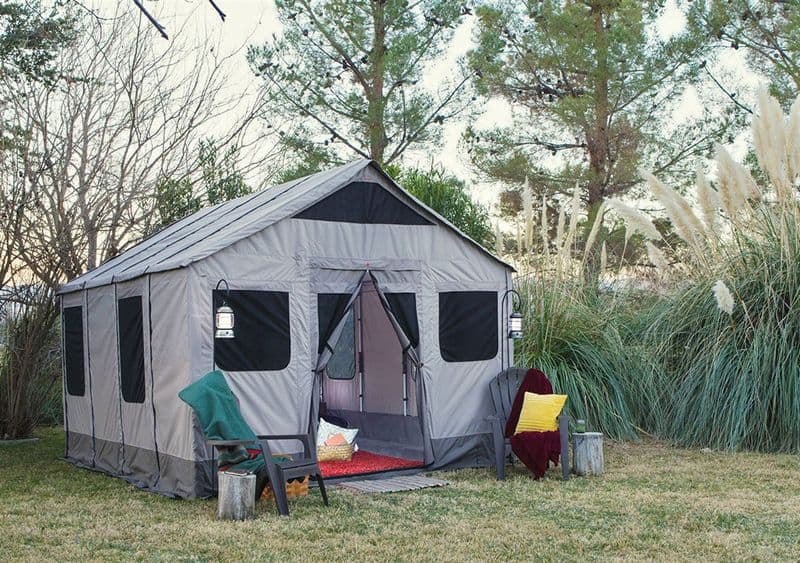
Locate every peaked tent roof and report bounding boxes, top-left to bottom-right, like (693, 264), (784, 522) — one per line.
(58, 159), (513, 294)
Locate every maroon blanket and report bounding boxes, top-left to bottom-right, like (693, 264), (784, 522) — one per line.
(505, 368), (561, 479)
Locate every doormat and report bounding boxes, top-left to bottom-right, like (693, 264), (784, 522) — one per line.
(337, 475), (449, 494)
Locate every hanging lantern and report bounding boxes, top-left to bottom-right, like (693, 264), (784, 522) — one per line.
(215, 303), (235, 339)
(215, 279), (234, 339)
(509, 310), (523, 339)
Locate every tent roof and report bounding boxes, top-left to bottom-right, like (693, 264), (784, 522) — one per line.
(58, 159), (513, 294)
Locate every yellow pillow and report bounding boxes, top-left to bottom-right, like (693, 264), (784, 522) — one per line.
(514, 392), (568, 434)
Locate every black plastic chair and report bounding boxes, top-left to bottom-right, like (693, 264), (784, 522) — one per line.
(487, 367), (570, 481)
(255, 433), (329, 516)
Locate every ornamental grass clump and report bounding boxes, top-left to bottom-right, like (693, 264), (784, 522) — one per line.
(513, 275), (653, 441)
(506, 182), (655, 441)
(624, 90), (800, 452)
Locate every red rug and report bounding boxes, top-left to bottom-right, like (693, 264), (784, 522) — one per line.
(319, 450), (424, 478)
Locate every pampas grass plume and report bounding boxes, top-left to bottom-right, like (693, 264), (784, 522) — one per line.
(787, 96), (800, 180)
(560, 182), (581, 258)
(753, 87), (793, 206)
(555, 205), (566, 249)
(540, 196), (549, 254)
(712, 279), (735, 315)
(642, 170), (706, 250)
(716, 145), (760, 217)
(600, 241), (608, 273)
(606, 198), (661, 241)
(695, 162), (721, 232)
(583, 203), (605, 258)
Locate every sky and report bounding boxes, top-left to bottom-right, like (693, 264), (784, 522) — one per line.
(104, 0), (764, 209)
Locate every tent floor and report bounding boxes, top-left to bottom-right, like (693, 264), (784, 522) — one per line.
(319, 450), (424, 478)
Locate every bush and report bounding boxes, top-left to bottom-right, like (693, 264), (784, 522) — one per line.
(386, 165), (494, 248)
(0, 288), (61, 439)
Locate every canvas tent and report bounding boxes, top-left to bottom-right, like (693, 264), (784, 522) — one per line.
(57, 159), (515, 498)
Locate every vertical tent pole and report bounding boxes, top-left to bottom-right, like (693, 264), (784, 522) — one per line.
(402, 353), (408, 416)
(358, 294), (364, 413)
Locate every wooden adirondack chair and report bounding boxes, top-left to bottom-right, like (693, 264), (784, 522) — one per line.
(487, 367), (570, 480)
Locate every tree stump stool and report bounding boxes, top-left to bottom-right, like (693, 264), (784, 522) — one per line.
(217, 470), (256, 520)
(572, 432), (604, 476)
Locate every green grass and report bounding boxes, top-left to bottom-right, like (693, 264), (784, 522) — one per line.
(2, 429), (800, 561)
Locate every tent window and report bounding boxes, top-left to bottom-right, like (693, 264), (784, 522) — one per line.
(293, 182), (433, 225)
(317, 293), (351, 354)
(385, 292), (419, 349)
(63, 306), (85, 397)
(438, 291), (498, 362)
(214, 290), (290, 372)
(327, 308), (356, 380)
(117, 296), (145, 404)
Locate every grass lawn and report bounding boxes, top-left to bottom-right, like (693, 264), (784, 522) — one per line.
(2, 428), (800, 561)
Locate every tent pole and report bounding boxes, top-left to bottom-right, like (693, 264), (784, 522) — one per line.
(358, 294), (364, 413)
(402, 353), (408, 416)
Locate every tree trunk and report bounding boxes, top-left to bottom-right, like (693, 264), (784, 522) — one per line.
(573, 432), (604, 476)
(367, 0), (386, 163)
(217, 470), (256, 520)
(583, 2), (611, 284)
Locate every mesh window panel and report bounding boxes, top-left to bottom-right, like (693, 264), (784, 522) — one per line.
(63, 306), (85, 397)
(385, 292), (419, 348)
(117, 296), (146, 403)
(317, 293), (352, 353)
(438, 291), (498, 362)
(213, 290), (290, 372)
(327, 309), (356, 380)
(294, 182), (433, 225)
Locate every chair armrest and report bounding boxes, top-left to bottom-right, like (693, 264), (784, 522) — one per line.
(255, 434), (313, 459)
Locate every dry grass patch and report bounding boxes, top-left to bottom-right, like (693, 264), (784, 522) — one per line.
(1, 429), (799, 561)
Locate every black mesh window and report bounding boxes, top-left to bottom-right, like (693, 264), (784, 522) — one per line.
(385, 293), (419, 349)
(63, 306), (85, 397)
(213, 290), (291, 372)
(327, 309), (356, 380)
(438, 291), (498, 362)
(117, 296), (145, 403)
(317, 293), (352, 354)
(294, 182), (433, 225)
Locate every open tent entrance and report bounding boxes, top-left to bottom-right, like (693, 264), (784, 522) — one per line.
(315, 273), (425, 477)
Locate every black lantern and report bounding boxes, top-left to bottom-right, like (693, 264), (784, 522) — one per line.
(215, 279), (235, 339)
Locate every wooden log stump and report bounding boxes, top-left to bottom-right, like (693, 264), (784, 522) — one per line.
(572, 432), (604, 476)
(217, 470), (256, 521)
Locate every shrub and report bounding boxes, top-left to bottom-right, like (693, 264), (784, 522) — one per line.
(0, 287), (61, 439)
